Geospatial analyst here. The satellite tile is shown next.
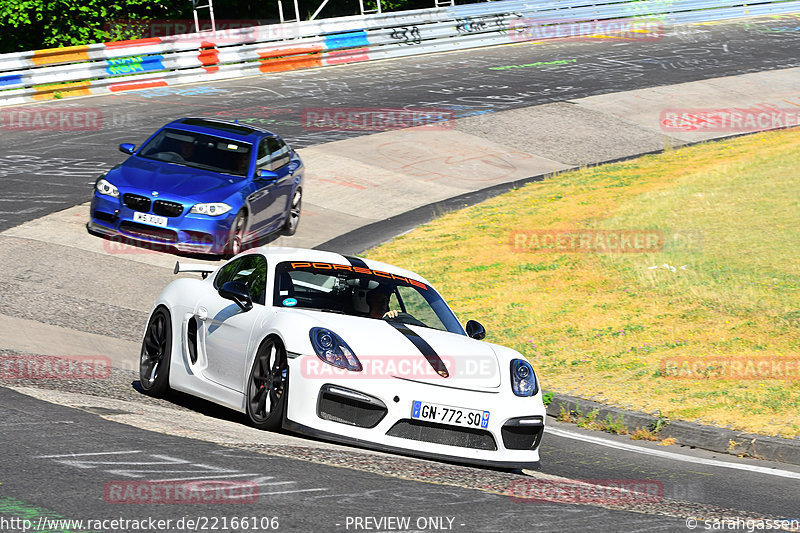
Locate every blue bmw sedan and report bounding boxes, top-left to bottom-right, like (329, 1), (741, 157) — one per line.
(88, 117), (304, 256)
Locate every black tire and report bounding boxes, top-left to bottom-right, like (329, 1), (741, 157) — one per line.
(246, 338), (288, 430)
(282, 188), (302, 236)
(225, 210), (247, 257)
(139, 307), (172, 396)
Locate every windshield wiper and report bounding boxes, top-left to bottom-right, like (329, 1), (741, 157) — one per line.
(185, 162), (245, 176)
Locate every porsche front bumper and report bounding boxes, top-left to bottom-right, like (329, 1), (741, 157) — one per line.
(284, 357), (545, 469)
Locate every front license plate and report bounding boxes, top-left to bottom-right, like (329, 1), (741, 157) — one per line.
(133, 212), (168, 227)
(411, 400), (490, 429)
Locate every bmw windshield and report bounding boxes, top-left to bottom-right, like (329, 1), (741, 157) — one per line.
(138, 128), (252, 177)
(273, 261), (466, 335)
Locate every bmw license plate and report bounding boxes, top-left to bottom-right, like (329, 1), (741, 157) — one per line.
(411, 400), (490, 429)
(133, 212), (168, 227)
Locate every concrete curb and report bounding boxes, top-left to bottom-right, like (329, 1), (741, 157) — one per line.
(546, 392), (800, 466)
(313, 148), (666, 255)
(315, 126), (799, 256)
(314, 172), (548, 255)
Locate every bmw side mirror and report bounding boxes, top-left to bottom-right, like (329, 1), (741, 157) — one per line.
(466, 320), (486, 340)
(257, 169), (279, 181)
(219, 280), (253, 312)
(119, 143), (136, 155)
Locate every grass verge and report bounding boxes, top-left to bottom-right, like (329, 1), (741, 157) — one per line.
(365, 127), (800, 439)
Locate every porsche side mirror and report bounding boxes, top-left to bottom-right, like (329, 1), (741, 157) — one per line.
(465, 320), (486, 340)
(119, 143), (136, 155)
(219, 280), (253, 312)
(257, 169), (279, 181)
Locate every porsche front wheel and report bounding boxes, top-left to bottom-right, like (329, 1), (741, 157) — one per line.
(139, 307), (172, 396)
(246, 338), (288, 430)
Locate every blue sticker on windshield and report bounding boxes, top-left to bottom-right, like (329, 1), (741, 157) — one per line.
(283, 298), (297, 307)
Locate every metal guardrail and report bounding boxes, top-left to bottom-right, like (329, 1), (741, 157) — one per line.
(0, 0), (799, 106)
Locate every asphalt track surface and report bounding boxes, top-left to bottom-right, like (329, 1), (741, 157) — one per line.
(2, 387), (692, 533)
(2, 15), (800, 533)
(2, 17), (800, 231)
(1, 379), (799, 533)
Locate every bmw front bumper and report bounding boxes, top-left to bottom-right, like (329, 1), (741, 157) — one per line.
(89, 193), (236, 255)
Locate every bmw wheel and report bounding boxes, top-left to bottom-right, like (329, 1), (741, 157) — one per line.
(226, 210), (247, 257)
(139, 307), (172, 396)
(246, 338), (288, 430)
(282, 188), (302, 236)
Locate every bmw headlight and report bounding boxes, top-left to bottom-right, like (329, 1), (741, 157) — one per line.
(310, 327), (361, 371)
(190, 202), (232, 216)
(95, 177), (119, 198)
(511, 359), (538, 397)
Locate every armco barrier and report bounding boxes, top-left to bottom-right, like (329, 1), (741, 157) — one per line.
(1, 0), (799, 106)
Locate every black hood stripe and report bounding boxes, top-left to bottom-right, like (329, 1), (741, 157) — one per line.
(344, 254), (448, 377)
(343, 255), (369, 269)
(388, 322), (449, 378)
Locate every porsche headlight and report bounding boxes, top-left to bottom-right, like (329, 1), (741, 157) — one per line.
(511, 359), (538, 397)
(190, 202), (232, 216)
(310, 327), (361, 371)
(95, 177), (119, 198)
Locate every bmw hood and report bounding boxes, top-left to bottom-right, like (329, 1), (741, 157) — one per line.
(282, 309), (502, 390)
(108, 156), (244, 202)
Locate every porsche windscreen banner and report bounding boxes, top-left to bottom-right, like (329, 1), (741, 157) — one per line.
(284, 261), (429, 290)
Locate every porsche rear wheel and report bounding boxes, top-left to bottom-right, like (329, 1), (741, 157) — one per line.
(139, 307), (172, 396)
(282, 188), (302, 236)
(246, 338), (288, 430)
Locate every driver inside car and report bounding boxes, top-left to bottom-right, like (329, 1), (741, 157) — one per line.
(366, 288), (400, 319)
(179, 139), (195, 161)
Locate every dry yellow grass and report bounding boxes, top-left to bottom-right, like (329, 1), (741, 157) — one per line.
(366, 128), (800, 438)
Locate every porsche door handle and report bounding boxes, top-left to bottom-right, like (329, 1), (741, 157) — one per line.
(196, 307), (208, 322)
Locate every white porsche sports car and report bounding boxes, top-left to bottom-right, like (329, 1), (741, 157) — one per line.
(140, 247), (545, 468)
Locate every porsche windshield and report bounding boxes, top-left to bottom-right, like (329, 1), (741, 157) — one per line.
(138, 128), (252, 177)
(273, 261), (466, 335)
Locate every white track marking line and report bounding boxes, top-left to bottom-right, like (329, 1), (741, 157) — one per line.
(148, 473), (259, 482)
(36, 450), (142, 458)
(257, 488), (328, 496)
(224, 85), (286, 97)
(546, 427), (800, 480)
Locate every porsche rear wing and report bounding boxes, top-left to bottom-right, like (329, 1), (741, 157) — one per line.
(173, 261), (215, 279)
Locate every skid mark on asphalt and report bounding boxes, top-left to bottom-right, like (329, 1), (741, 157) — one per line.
(0, 207), (45, 215)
